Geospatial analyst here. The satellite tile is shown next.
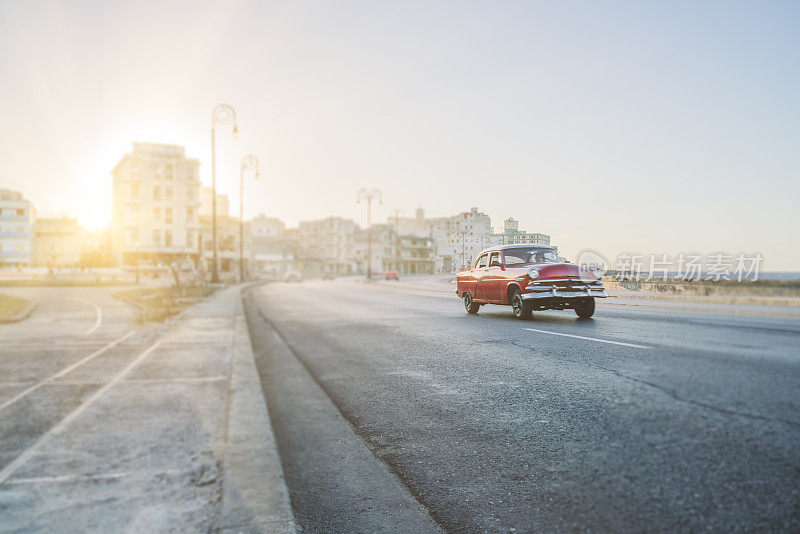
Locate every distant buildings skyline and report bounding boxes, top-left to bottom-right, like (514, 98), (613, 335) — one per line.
(2, 142), (553, 275)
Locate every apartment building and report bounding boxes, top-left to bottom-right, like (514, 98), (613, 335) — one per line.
(33, 216), (89, 267)
(393, 209), (552, 271)
(111, 143), (201, 265)
(294, 217), (358, 275)
(353, 223), (395, 274)
(0, 189), (35, 266)
(489, 217), (551, 247)
(390, 234), (435, 274)
(250, 214), (284, 239)
(249, 214), (294, 275)
(393, 207), (492, 272)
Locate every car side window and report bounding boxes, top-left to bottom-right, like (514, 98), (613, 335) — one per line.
(475, 254), (488, 269)
(489, 252), (501, 268)
(504, 254), (524, 265)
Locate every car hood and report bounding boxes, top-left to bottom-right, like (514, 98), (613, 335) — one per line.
(533, 263), (596, 281)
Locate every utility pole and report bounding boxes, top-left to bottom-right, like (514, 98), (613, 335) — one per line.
(357, 188), (382, 279)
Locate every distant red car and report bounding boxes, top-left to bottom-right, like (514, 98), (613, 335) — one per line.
(456, 245), (606, 319)
(385, 271), (399, 281)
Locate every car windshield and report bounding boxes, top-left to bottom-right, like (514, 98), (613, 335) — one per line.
(503, 248), (561, 265)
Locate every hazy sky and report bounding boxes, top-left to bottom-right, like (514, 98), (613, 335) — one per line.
(1, 1), (798, 268)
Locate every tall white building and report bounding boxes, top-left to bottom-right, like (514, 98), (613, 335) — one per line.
(0, 189), (35, 265)
(489, 217), (550, 247)
(393, 207), (492, 272)
(111, 143), (201, 264)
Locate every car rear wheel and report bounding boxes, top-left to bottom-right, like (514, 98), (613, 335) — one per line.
(464, 292), (480, 314)
(575, 297), (595, 319)
(511, 289), (532, 320)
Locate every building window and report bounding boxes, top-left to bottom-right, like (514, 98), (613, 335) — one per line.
(16, 209), (25, 216)
(165, 230), (172, 246)
(131, 183), (139, 197)
(153, 186), (161, 201)
(164, 164), (174, 180)
(186, 207), (195, 223)
(165, 187), (173, 200)
(153, 229), (161, 245)
(187, 187), (197, 200)
(165, 207), (173, 224)
(186, 230), (194, 247)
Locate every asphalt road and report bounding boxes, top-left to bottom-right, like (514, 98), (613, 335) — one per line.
(246, 277), (800, 532)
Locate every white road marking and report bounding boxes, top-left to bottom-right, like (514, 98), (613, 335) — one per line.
(0, 331), (135, 412)
(0, 346), (104, 352)
(122, 376), (227, 384)
(63, 297), (103, 335)
(0, 340), (161, 485)
(5, 467), (188, 485)
(523, 328), (650, 349)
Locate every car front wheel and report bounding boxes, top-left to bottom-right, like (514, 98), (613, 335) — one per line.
(464, 292), (480, 314)
(575, 297), (595, 319)
(511, 289), (532, 320)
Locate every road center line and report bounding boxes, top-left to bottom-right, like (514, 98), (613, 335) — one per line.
(0, 331), (135, 412)
(523, 328), (650, 349)
(0, 340), (161, 486)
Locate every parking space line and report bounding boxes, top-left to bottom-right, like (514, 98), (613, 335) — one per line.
(0, 340), (162, 486)
(122, 376), (227, 384)
(523, 328), (650, 349)
(5, 468), (188, 485)
(0, 331), (135, 412)
(63, 297), (103, 335)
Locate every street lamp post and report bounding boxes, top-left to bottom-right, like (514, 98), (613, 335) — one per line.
(357, 188), (382, 280)
(239, 154), (259, 283)
(210, 103), (238, 283)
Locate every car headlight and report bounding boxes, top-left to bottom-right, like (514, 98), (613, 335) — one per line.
(528, 268), (539, 280)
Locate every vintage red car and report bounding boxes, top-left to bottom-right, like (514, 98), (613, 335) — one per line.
(456, 245), (606, 319)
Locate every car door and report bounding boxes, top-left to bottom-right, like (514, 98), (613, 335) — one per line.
(472, 253), (489, 300)
(484, 251), (505, 302)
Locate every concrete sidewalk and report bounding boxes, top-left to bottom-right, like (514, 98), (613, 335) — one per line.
(0, 285), (295, 532)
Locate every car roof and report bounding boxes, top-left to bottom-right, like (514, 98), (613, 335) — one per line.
(477, 244), (554, 255)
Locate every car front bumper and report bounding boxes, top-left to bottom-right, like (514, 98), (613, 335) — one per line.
(521, 278), (607, 300)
